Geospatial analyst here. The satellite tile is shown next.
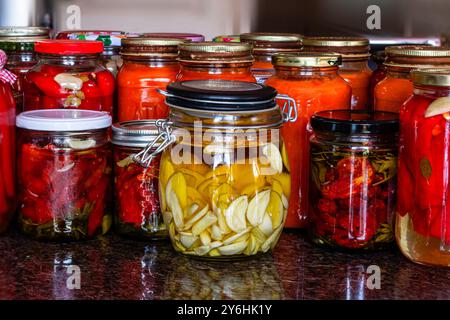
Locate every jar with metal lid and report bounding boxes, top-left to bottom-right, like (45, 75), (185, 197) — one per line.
(135, 80), (296, 259)
(302, 37), (372, 110)
(142, 32), (205, 42)
(16, 109), (113, 241)
(374, 46), (450, 113)
(117, 37), (187, 122)
(112, 120), (166, 239)
(265, 52), (352, 228)
(396, 69), (450, 266)
(23, 40), (116, 114)
(240, 32), (302, 84)
(55, 30), (126, 77)
(369, 50), (386, 109)
(0, 26), (50, 109)
(177, 42), (256, 83)
(309, 110), (399, 250)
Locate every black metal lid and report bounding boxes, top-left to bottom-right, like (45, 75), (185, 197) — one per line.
(310, 110), (399, 134)
(165, 80), (277, 111)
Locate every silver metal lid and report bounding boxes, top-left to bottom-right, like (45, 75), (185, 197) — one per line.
(112, 120), (161, 148)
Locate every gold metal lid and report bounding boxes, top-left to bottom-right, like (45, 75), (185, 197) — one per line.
(240, 32), (302, 42)
(178, 42), (253, 63)
(120, 37), (187, 57)
(411, 68), (450, 87)
(272, 52), (341, 67)
(302, 36), (369, 47)
(386, 45), (450, 57)
(179, 42), (251, 53)
(0, 26), (50, 42)
(121, 37), (187, 46)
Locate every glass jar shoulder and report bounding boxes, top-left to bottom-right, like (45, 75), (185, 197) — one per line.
(118, 61), (180, 85)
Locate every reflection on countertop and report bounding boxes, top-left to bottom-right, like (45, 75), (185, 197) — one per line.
(1, 230), (450, 300)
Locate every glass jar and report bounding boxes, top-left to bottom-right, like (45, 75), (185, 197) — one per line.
(369, 51), (386, 109)
(23, 40), (116, 115)
(55, 30), (126, 77)
(142, 33), (205, 42)
(396, 69), (450, 266)
(0, 27), (50, 110)
(375, 46), (450, 113)
(265, 53), (352, 228)
(302, 37), (372, 110)
(240, 32), (302, 84)
(16, 109), (112, 241)
(136, 80), (296, 259)
(309, 110), (399, 250)
(117, 37), (186, 122)
(112, 120), (166, 239)
(177, 42), (256, 82)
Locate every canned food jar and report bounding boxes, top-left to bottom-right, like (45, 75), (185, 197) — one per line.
(309, 110), (398, 250)
(135, 80), (296, 259)
(55, 30), (127, 76)
(16, 109), (113, 241)
(374, 46), (450, 113)
(240, 32), (302, 84)
(0, 27), (50, 109)
(112, 120), (166, 239)
(117, 37), (187, 122)
(265, 52), (352, 228)
(142, 33), (205, 42)
(23, 40), (115, 114)
(396, 69), (450, 266)
(302, 37), (372, 110)
(177, 42), (256, 82)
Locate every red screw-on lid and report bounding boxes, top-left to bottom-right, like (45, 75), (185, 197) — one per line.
(34, 39), (103, 55)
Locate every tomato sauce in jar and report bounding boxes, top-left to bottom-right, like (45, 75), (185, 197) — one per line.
(265, 53), (352, 228)
(369, 51), (386, 109)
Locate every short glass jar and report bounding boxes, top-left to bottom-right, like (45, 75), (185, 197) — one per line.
(265, 52), (352, 228)
(137, 80), (295, 259)
(309, 110), (399, 250)
(177, 42), (256, 82)
(112, 120), (166, 239)
(302, 37), (372, 110)
(117, 37), (186, 121)
(16, 109), (113, 241)
(240, 32), (302, 84)
(23, 40), (116, 114)
(374, 46), (450, 113)
(396, 69), (450, 266)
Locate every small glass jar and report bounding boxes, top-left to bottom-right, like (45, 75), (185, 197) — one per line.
(112, 120), (166, 239)
(136, 80), (296, 259)
(369, 51), (386, 109)
(177, 42), (256, 82)
(265, 53), (352, 228)
(302, 37), (372, 110)
(375, 46), (450, 113)
(16, 109), (112, 241)
(309, 110), (399, 250)
(240, 32), (302, 84)
(142, 32), (205, 42)
(396, 69), (450, 266)
(0, 27), (50, 109)
(23, 40), (116, 115)
(118, 37), (186, 122)
(55, 30), (127, 77)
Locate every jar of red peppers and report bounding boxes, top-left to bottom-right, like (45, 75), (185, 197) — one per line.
(302, 37), (372, 110)
(16, 109), (112, 241)
(117, 37), (186, 122)
(23, 40), (116, 115)
(240, 32), (302, 84)
(177, 42), (256, 82)
(396, 69), (450, 266)
(0, 27), (50, 109)
(309, 110), (398, 250)
(112, 120), (166, 239)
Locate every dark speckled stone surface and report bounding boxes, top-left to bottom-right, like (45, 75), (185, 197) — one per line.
(1, 229), (450, 300)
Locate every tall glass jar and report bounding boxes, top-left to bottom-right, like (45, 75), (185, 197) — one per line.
(117, 37), (186, 122)
(23, 40), (116, 115)
(112, 120), (166, 239)
(375, 46), (450, 113)
(177, 42), (256, 82)
(16, 109), (113, 241)
(240, 32), (302, 84)
(302, 37), (372, 110)
(265, 53), (352, 228)
(135, 80), (296, 259)
(0, 27), (50, 110)
(396, 69), (450, 266)
(309, 110), (399, 250)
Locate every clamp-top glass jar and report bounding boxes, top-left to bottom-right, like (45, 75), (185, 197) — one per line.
(135, 80), (296, 259)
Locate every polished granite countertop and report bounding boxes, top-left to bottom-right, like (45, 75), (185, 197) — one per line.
(1, 229), (450, 300)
